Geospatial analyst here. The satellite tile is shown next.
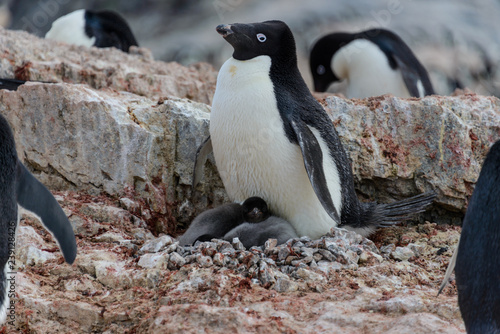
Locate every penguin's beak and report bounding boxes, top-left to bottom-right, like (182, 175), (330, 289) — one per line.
(216, 24), (234, 38)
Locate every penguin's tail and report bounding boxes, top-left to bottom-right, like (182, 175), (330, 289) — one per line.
(361, 191), (437, 228)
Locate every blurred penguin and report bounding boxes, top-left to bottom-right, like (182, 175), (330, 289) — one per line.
(45, 9), (138, 52)
(310, 28), (434, 98)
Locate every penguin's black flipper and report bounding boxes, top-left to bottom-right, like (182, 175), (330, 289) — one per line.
(0, 78), (27, 91)
(15, 162), (77, 264)
(290, 119), (340, 223)
(192, 136), (212, 189)
(392, 57), (422, 97)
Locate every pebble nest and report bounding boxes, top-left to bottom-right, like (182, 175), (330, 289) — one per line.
(142, 227), (419, 292)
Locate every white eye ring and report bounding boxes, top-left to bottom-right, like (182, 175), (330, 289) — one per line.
(317, 65), (326, 75)
(256, 33), (267, 42)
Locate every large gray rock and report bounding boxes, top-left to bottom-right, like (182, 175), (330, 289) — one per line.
(324, 94), (500, 223)
(0, 83), (225, 229)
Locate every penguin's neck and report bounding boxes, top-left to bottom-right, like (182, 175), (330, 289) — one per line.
(331, 39), (411, 98)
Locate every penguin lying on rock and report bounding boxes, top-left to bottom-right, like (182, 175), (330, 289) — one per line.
(309, 28), (434, 98)
(195, 20), (435, 241)
(0, 114), (77, 324)
(45, 9), (138, 53)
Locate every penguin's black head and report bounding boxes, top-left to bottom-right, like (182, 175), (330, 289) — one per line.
(216, 20), (296, 64)
(241, 197), (270, 223)
(309, 34), (346, 92)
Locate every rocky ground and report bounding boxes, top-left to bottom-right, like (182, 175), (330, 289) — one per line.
(5, 191), (464, 333)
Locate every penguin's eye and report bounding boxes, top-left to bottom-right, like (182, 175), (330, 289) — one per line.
(317, 65), (326, 75)
(256, 33), (267, 43)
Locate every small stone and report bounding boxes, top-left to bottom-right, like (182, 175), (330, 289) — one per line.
(318, 249), (335, 262)
(168, 252), (186, 269)
(391, 246), (416, 261)
(380, 244), (396, 256)
(119, 197), (140, 212)
(231, 238), (246, 251)
(274, 275), (298, 293)
(285, 255), (299, 265)
(301, 247), (314, 258)
(213, 253), (224, 266)
(278, 247), (291, 262)
(264, 238), (278, 250)
(313, 253), (323, 262)
(137, 253), (168, 269)
(140, 235), (174, 253)
(259, 261), (276, 287)
(196, 254), (213, 267)
(294, 267), (326, 284)
(408, 243), (425, 257)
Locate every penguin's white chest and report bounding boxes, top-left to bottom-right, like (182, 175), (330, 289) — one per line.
(332, 39), (415, 98)
(210, 56), (338, 239)
(45, 9), (96, 47)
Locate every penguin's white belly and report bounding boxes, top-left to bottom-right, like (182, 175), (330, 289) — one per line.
(210, 56), (337, 239)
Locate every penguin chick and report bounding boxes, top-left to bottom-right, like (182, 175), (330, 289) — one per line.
(178, 196), (269, 246)
(223, 216), (298, 249)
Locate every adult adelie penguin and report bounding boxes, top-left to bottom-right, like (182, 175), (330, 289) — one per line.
(309, 28), (434, 98)
(210, 20), (435, 240)
(0, 114), (77, 324)
(439, 140), (500, 333)
(45, 9), (138, 52)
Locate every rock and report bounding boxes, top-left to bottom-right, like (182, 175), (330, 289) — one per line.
(15, 225), (58, 266)
(324, 94), (500, 224)
(391, 247), (416, 261)
(137, 253), (169, 269)
(0, 27), (217, 105)
(139, 235), (174, 253)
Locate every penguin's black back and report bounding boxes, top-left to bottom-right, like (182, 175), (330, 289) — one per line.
(455, 140), (500, 333)
(84, 10), (138, 52)
(266, 22), (362, 228)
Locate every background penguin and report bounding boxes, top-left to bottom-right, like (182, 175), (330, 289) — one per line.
(438, 140), (500, 333)
(309, 28), (434, 98)
(0, 114), (77, 324)
(223, 216), (298, 249)
(210, 20), (436, 240)
(45, 9), (138, 53)
(178, 196), (270, 246)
